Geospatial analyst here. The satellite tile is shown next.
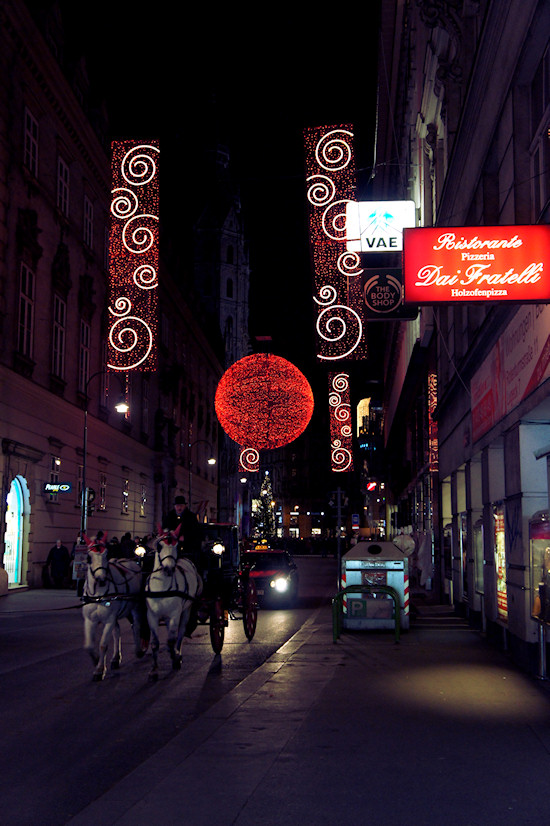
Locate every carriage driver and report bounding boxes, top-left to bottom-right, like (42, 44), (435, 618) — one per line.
(162, 496), (201, 564)
(162, 495), (202, 637)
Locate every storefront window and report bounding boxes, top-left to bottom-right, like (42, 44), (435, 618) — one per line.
(474, 518), (484, 595)
(493, 503), (508, 623)
(530, 511), (550, 622)
(460, 512), (468, 601)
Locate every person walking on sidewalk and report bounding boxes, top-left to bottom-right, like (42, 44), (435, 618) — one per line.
(46, 539), (70, 588)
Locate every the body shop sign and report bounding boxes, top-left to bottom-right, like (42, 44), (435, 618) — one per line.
(404, 225), (550, 303)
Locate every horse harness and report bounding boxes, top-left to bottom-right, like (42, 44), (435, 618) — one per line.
(145, 557), (199, 602)
(82, 559), (141, 604)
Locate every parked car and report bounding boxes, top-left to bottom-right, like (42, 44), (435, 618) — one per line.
(241, 547), (299, 607)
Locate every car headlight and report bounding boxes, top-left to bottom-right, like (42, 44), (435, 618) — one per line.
(270, 576), (289, 593)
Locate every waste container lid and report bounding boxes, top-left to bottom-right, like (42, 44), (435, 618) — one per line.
(343, 540), (413, 562)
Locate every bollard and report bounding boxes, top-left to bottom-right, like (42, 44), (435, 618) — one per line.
(537, 621), (548, 681)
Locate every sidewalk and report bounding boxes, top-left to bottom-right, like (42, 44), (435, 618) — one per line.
(0, 586), (81, 613)
(61, 599), (550, 826)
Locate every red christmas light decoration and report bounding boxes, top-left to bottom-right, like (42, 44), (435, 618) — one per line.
(304, 125), (367, 361)
(328, 372), (353, 472)
(215, 355), (314, 461)
(108, 140), (159, 371)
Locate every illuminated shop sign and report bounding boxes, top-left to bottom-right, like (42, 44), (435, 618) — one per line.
(471, 303), (550, 442)
(43, 482), (72, 494)
(346, 201), (416, 253)
(361, 268), (418, 320)
(403, 225), (550, 303)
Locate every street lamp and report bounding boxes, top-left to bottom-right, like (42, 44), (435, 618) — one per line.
(188, 438), (216, 512)
(80, 370), (128, 537)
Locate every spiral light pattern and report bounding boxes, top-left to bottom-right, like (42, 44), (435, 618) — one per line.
(108, 141), (159, 371)
(240, 448), (260, 473)
(328, 372), (354, 472)
(304, 124), (366, 362)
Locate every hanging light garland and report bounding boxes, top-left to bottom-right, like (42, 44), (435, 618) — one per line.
(108, 140), (159, 372)
(303, 125), (367, 362)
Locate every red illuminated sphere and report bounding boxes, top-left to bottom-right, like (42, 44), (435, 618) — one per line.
(215, 354), (314, 450)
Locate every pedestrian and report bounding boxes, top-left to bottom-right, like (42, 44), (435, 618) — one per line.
(120, 532), (135, 558)
(46, 539), (70, 588)
(107, 536), (121, 559)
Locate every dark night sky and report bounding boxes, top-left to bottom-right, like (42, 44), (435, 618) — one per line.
(58, 1), (382, 381)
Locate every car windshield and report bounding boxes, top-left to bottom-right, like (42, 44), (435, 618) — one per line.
(242, 553), (290, 571)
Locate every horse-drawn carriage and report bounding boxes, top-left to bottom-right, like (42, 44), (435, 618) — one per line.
(81, 525), (258, 680)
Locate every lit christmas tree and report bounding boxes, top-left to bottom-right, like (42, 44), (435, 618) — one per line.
(252, 471), (276, 541)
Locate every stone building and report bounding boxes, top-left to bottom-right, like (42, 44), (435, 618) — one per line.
(375, 0), (550, 672)
(0, 0), (222, 587)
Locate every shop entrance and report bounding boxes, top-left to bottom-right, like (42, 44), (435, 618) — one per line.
(3, 475), (29, 586)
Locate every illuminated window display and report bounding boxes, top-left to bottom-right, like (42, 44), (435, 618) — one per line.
(493, 503), (508, 622)
(530, 511), (550, 621)
(108, 140), (159, 372)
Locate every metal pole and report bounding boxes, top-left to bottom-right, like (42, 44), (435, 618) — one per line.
(337, 486), (342, 591)
(80, 405), (88, 538)
(538, 622), (548, 680)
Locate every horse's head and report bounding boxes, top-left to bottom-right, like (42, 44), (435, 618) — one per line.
(155, 525), (181, 574)
(83, 533), (109, 585)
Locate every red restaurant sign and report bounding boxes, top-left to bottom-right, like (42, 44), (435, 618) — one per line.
(403, 225), (550, 303)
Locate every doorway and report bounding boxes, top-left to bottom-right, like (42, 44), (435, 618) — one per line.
(4, 475), (29, 586)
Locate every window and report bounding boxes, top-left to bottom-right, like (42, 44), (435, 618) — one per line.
(18, 263), (34, 357)
(57, 156), (70, 217)
(83, 196), (94, 248)
(49, 455), (61, 502)
(227, 245), (234, 264)
(78, 321), (90, 394)
(98, 473), (107, 511)
(142, 376), (149, 434)
(24, 108), (39, 177)
(121, 478), (129, 514)
(530, 46), (550, 220)
(140, 483), (147, 518)
(226, 278), (234, 298)
(52, 295), (66, 378)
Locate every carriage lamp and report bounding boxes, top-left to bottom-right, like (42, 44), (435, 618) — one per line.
(212, 542), (225, 556)
(114, 396), (129, 414)
(134, 544), (146, 558)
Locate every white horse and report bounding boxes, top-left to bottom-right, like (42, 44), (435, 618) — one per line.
(145, 528), (203, 680)
(82, 534), (145, 681)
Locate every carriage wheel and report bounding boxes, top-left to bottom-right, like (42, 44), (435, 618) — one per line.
(209, 597), (225, 654)
(242, 579), (258, 641)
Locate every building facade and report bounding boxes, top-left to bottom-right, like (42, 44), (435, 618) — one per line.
(375, 0), (550, 671)
(0, 0), (222, 588)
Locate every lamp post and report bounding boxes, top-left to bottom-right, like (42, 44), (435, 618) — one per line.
(188, 438), (216, 513)
(80, 370), (129, 538)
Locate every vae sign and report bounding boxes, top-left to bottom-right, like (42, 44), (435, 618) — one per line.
(403, 225), (550, 303)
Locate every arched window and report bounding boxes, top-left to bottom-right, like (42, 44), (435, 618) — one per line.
(227, 245), (234, 264)
(226, 278), (234, 298)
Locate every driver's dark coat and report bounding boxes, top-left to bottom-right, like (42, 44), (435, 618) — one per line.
(162, 507), (200, 560)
